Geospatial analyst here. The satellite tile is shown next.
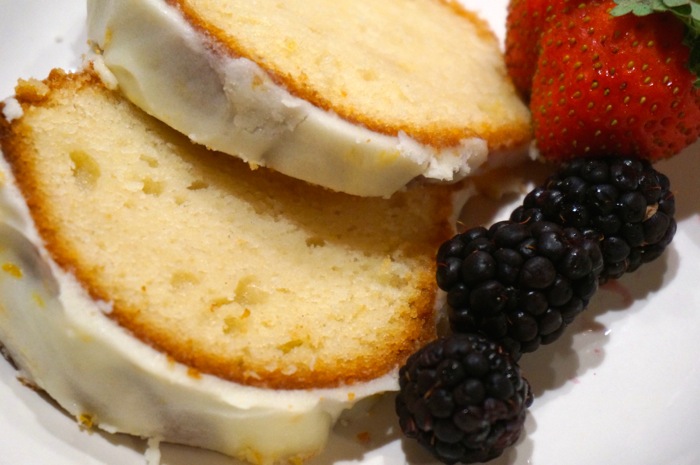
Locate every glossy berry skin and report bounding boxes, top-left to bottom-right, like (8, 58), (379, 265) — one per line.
(511, 157), (676, 281)
(530, 0), (700, 161)
(399, 156), (677, 463)
(504, 0), (551, 99)
(436, 220), (603, 359)
(396, 334), (532, 465)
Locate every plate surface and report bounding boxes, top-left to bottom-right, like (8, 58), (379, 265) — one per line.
(2, 1), (700, 464)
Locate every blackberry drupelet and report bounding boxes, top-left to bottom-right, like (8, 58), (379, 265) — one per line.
(436, 220), (603, 359)
(511, 157), (676, 281)
(396, 333), (532, 464)
(398, 156), (678, 464)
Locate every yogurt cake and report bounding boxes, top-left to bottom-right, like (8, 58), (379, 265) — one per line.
(86, 0), (532, 197)
(0, 67), (468, 463)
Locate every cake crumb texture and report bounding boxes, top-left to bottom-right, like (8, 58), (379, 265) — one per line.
(0, 68), (458, 390)
(170, 0), (531, 150)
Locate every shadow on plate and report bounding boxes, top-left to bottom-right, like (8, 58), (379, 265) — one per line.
(458, 154), (685, 401)
(520, 240), (677, 400)
(2, 149), (692, 465)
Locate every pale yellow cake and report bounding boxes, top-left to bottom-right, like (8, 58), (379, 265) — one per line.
(87, 0), (532, 196)
(0, 66), (465, 463)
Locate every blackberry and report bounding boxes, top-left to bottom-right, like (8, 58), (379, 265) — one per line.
(398, 156), (678, 463)
(396, 333), (532, 464)
(436, 220), (603, 359)
(511, 157), (676, 281)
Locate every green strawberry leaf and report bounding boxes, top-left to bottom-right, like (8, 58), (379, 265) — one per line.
(666, 0), (692, 6)
(612, 0), (700, 87)
(610, 0), (667, 15)
(686, 26), (700, 87)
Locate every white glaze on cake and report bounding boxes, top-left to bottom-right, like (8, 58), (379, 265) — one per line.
(0, 156), (399, 464)
(86, 0), (490, 197)
(1, 97), (23, 122)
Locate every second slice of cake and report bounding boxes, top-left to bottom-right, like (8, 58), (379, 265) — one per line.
(87, 0), (531, 197)
(0, 66), (465, 463)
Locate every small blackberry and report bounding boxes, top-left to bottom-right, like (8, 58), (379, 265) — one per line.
(511, 157), (676, 281)
(396, 333), (532, 464)
(436, 220), (603, 359)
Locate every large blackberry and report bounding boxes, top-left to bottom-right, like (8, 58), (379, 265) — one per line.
(511, 157), (676, 281)
(436, 220), (603, 359)
(396, 333), (532, 464)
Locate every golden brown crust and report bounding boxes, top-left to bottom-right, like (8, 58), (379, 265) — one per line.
(166, 0), (531, 151)
(0, 67), (455, 389)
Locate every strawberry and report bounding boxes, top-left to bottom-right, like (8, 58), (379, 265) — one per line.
(504, 0), (552, 99)
(528, 0), (700, 161)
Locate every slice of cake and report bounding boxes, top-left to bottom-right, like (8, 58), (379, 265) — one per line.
(0, 66), (466, 463)
(86, 0), (531, 197)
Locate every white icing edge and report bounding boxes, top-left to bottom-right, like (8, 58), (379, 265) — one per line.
(0, 154), (398, 463)
(85, 0), (489, 197)
(1, 97), (23, 122)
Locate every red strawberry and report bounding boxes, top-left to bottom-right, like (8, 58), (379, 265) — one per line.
(504, 0), (552, 99)
(529, 0), (700, 161)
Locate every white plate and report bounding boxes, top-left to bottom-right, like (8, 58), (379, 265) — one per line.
(2, 1), (700, 464)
